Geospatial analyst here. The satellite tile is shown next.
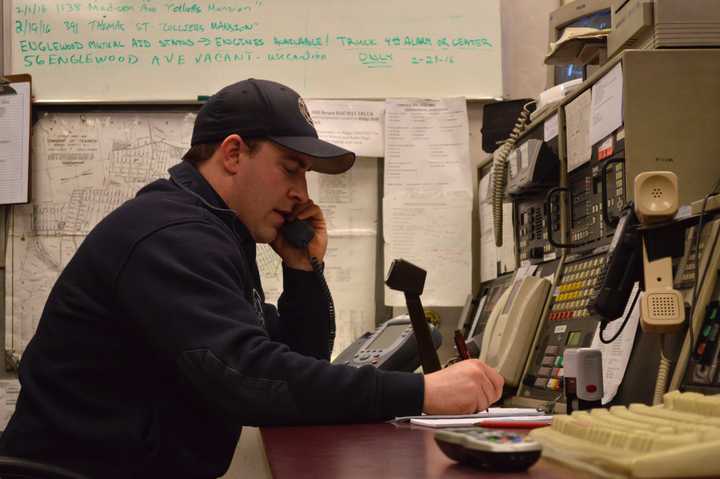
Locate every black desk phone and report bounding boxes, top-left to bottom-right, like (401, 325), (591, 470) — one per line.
(332, 316), (442, 372)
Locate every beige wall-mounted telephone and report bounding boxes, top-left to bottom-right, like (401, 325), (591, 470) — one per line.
(479, 276), (551, 387)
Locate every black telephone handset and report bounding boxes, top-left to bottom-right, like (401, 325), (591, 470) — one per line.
(280, 219), (315, 249)
(588, 205), (642, 321)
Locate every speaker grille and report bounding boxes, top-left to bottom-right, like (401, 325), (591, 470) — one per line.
(648, 293), (680, 319)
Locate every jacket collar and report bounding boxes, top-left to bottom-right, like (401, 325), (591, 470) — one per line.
(168, 161), (229, 211)
(167, 162), (255, 246)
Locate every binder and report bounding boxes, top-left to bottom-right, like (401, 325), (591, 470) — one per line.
(0, 74), (32, 205)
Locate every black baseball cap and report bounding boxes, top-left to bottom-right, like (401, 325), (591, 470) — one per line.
(191, 79), (356, 174)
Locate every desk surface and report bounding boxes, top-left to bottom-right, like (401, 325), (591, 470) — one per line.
(261, 423), (591, 479)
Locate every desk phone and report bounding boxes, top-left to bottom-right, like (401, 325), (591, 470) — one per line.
(332, 316), (442, 372)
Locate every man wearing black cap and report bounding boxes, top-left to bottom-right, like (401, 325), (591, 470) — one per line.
(0, 79), (503, 478)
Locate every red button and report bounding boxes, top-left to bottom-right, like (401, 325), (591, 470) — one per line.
(586, 384), (597, 393)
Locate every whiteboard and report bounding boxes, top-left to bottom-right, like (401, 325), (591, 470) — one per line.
(6, 0), (503, 102)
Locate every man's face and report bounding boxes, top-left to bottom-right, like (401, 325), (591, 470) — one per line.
(229, 140), (312, 243)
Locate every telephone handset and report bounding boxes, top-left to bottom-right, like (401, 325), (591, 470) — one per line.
(588, 205), (642, 321)
(634, 172), (684, 333)
(633, 172), (685, 404)
(479, 275), (551, 387)
(280, 218), (315, 249)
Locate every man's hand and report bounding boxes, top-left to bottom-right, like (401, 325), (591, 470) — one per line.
(423, 360), (504, 415)
(270, 200), (328, 271)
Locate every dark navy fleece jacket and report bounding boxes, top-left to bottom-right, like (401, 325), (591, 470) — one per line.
(0, 162), (423, 479)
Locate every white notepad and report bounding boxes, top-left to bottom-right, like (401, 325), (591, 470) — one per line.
(392, 407), (544, 423)
(409, 415), (553, 428)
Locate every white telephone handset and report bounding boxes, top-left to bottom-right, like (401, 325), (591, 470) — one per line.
(479, 276), (551, 387)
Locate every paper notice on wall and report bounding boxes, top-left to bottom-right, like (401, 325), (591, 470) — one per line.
(565, 89), (593, 172)
(259, 234), (376, 358)
(544, 113), (559, 142)
(590, 62), (623, 147)
(324, 235), (377, 357)
(258, 157), (379, 354)
(0, 379), (20, 430)
(384, 98), (473, 195)
(307, 157), (378, 234)
(590, 283), (641, 405)
(0, 81), (30, 204)
(478, 171), (515, 282)
(306, 100), (385, 158)
(479, 172), (491, 203)
(383, 192), (472, 306)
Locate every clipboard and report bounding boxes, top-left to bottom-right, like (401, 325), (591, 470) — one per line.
(0, 73), (32, 205)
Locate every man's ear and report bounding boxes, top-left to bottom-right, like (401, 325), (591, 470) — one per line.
(217, 134), (251, 174)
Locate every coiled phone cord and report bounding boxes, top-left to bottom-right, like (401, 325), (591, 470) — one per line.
(653, 335), (672, 405)
(308, 252), (336, 356)
(492, 101), (535, 247)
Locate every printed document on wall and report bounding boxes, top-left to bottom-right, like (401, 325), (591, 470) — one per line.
(0, 380), (20, 431)
(565, 89), (593, 172)
(306, 100), (385, 158)
(259, 235), (376, 358)
(383, 191), (472, 307)
(307, 157), (378, 235)
(258, 157), (379, 355)
(590, 284), (640, 404)
(0, 82), (30, 204)
(478, 172), (514, 282)
(589, 63), (623, 147)
(384, 98), (473, 195)
(260, 157), (378, 299)
(382, 97), (473, 306)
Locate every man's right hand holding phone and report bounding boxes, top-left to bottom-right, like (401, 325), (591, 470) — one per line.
(422, 360), (504, 414)
(271, 199), (328, 271)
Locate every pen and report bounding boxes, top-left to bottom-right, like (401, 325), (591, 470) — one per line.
(453, 329), (470, 360)
(454, 330), (488, 413)
(474, 420), (550, 429)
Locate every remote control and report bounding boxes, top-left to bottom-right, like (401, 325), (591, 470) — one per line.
(434, 427), (542, 472)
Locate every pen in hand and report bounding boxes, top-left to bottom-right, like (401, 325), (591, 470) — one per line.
(453, 329), (470, 360)
(454, 329), (489, 413)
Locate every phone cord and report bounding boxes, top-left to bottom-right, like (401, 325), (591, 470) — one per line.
(492, 101), (534, 247)
(309, 254), (336, 356)
(653, 334), (671, 405)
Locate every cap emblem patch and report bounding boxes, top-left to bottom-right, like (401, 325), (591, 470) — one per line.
(298, 98), (314, 128)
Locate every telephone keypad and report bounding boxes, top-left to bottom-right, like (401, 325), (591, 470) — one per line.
(522, 254), (605, 399)
(549, 256), (602, 321)
(544, 346), (559, 355)
(534, 378), (548, 388)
